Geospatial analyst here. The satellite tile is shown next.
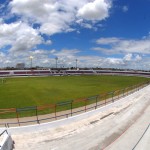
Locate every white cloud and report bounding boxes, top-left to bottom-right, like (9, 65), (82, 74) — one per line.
(105, 58), (124, 65)
(42, 59), (50, 64)
(44, 40), (52, 45)
(0, 46), (149, 70)
(77, 0), (111, 20)
(92, 47), (114, 54)
(39, 22), (70, 35)
(96, 37), (121, 45)
(0, 18), (3, 24)
(1, 1), (149, 70)
(54, 49), (80, 59)
(9, 0), (112, 35)
(0, 52), (5, 63)
(123, 53), (132, 61)
(50, 49), (57, 54)
(0, 22), (43, 51)
(9, 0), (76, 35)
(94, 37), (150, 54)
(122, 6), (128, 12)
(135, 54), (142, 61)
(81, 22), (93, 29)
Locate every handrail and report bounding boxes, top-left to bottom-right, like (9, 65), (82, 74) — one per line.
(0, 130), (14, 150)
(0, 130), (9, 148)
(0, 130), (8, 137)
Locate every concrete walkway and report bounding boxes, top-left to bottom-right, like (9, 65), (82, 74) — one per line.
(104, 105), (150, 150)
(6, 85), (150, 150)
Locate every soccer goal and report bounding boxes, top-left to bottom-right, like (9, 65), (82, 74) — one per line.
(1, 78), (6, 84)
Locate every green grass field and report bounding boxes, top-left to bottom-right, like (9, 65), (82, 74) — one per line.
(0, 75), (149, 110)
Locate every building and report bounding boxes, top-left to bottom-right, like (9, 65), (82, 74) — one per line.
(16, 63), (25, 69)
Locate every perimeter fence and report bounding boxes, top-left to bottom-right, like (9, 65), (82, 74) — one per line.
(0, 81), (149, 127)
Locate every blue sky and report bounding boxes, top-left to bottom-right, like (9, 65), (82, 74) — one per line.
(0, 0), (150, 70)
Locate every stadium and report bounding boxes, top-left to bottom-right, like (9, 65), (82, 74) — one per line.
(1, 0), (150, 149)
(0, 69), (150, 149)
(0, 69), (150, 77)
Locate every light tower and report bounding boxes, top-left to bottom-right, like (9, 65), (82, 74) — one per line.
(76, 59), (78, 69)
(29, 56), (33, 68)
(55, 57), (58, 68)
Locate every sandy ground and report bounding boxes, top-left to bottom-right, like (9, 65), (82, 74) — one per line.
(11, 85), (150, 150)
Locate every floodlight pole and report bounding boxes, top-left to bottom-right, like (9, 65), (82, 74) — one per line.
(29, 56), (33, 68)
(55, 57), (58, 68)
(76, 59), (78, 69)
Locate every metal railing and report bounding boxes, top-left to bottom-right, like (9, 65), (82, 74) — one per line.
(0, 81), (149, 127)
(0, 130), (14, 150)
(0, 130), (8, 148)
(0, 130), (8, 137)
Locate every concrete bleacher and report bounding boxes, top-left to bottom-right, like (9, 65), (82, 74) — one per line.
(14, 71), (27, 75)
(66, 70), (95, 75)
(0, 69), (150, 77)
(0, 72), (10, 76)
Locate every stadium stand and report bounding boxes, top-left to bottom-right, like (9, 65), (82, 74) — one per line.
(0, 69), (150, 77)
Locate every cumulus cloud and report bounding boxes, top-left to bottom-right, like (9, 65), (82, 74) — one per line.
(0, 22), (43, 51)
(96, 37), (121, 45)
(9, 0), (74, 35)
(135, 54), (142, 61)
(0, 0), (113, 68)
(31, 48), (80, 68)
(0, 52), (6, 64)
(91, 37), (150, 69)
(77, 0), (111, 20)
(105, 58), (124, 65)
(44, 40), (52, 45)
(123, 53), (132, 61)
(0, 46), (149, 70)
(1, 0), (148, 70)
(9, 0), (112, 35)
(0, 18), (3, 24)
(94, 37), (150, 54)
(122, 6), (128, 12)
(54, 49), (80, 59)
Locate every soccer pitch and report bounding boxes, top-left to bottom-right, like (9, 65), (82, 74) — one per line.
(0, 75), (149, 110)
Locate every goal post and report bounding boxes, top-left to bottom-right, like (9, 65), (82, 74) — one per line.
(1, 78), (6, 84)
